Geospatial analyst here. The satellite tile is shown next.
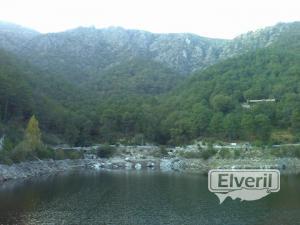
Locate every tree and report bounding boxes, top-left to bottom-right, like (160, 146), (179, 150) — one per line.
(291, 110), (300, 132)
(211, 95), (235, 113)
(190, 104), (211, 137)
(208, 112), (224, 137)
(241, 114), (255, 139)
(223, 113), (241, 140)
(24, 115), (42, 151)
(9, 115), (44, 162)
(254, 114), (271, 142)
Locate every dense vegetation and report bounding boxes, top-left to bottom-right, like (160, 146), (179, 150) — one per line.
(158, 32), (300, 145)
(0, 115), (82, 164)
(0, 22), (300, 155)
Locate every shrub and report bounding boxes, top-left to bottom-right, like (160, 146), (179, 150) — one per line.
(65, 151), (83, 160)
(159, 146), (169, 157)
(42, 133), (63, 145)
(54, 149), (65, 160)
(10, 146), (28, 162)
(180, 151), (201, 159)
(0, 151), (13, 165)
(201, 148), (217, 160)
(271, 146), (300, 158)
(96, 145), (116, 158)
(234, 150), (241, 159)
(219, 148), (232, 159)
(34, 146), (54, 159)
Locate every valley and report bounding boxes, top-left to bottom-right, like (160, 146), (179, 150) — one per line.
(0, 21), (300, 165)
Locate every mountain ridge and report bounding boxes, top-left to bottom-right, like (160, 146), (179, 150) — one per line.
(1, 21), (299, 76)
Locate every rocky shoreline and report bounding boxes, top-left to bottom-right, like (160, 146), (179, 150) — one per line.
(0, 157), (190, 183)
(1, 156), (300, 183)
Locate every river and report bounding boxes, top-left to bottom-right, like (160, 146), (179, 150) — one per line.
(0, 170), (300, 225)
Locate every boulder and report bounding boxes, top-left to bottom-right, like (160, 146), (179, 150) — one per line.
(172, 159), (185, 171)
(135, 163), (142, 170)
(146, 162), (155, 168)
(160, 159), (172, 171)
(125, 162), (132, 170)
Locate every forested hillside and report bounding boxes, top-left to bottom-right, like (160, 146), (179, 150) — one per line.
(0, 49), (86, 145)
(0, 21), (299, 149)
(157, 25), (300, 144)
(0, 49), (175, 146)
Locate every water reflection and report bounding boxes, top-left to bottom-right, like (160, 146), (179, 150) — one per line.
(0, 171), (300, 225)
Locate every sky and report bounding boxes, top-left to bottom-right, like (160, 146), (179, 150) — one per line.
(0, 0), (299, 39)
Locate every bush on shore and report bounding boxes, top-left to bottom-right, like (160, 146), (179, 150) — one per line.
(96, 144), (116, 158)
(201, 148), (217, 160)
(0, 116), (84, 165)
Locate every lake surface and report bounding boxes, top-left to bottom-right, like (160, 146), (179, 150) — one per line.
(0, 170), (300, 225)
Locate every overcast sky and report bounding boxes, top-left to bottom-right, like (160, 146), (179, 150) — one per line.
(1, 0), (299, 39)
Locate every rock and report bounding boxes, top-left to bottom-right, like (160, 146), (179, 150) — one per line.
(146, 162), (155, 168)
(112, 164), (119, 169)
(134, 163), (142, 170)
(160, 159), (172, 171)
(0, 159), (87, 183)
(0, 135), (5, 151)
(172, 159), (185, 171)
(125, 162), (132, 170)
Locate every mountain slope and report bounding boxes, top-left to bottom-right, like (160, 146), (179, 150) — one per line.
(157, 24), (300, 144)
(85, 57), (182, 96)
(219, 22), (297, 58)
(0, 49), (98, 145)
(0, 21), (300, 146)
(0, 22), (298, 94)
(7, 22), (298, 77)
(18, 26), (226, 76)
(0, 21), (39, 53)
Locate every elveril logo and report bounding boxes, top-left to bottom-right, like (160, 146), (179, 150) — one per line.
(208, 169), (280, 204)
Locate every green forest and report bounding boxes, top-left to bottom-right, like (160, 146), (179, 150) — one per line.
(0, 22), (300, 157)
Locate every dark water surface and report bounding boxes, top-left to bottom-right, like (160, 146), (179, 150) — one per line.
(0, 170), (300, 225)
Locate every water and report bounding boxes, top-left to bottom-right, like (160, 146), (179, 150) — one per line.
(0, 170), (300, 225)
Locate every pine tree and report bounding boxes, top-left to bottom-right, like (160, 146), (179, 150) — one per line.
(24, 115), (42, 151)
